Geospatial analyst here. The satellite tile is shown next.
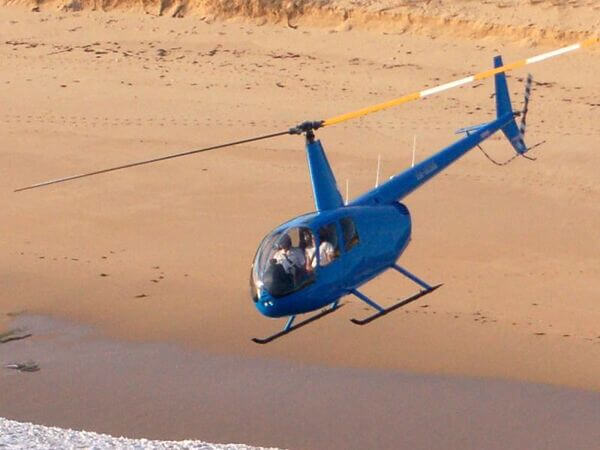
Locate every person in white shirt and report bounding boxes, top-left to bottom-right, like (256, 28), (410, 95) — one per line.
(319, 240), (335, 266)
(318, 228), (336, 266)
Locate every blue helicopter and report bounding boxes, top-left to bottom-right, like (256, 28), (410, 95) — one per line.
(18, 42), (586, 343)
(247, 57), (537, 343)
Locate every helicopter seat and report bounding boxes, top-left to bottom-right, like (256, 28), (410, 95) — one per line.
(263, 260), (294, 297)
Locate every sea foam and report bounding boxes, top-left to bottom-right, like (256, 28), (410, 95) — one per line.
(0, 417), (280, 450)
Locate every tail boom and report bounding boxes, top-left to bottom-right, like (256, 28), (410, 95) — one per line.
(349, 113), (514, 206)
(350, 53), (540, 207)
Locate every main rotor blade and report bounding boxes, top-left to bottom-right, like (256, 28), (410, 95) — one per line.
(14, 130), (290, 192)
(321, 38), (598, 127)
(14, 38), (598, 193)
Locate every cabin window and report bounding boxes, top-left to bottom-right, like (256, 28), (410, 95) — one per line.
(317, 223), (340, 267)
(340, 217), (360, 252)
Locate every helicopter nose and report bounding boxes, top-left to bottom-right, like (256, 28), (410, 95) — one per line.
(255, 291), (280, 318)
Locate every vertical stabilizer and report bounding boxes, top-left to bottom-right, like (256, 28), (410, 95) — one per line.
(494, 55), (528, 154)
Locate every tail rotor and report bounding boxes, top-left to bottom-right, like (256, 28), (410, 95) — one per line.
(517, 74), (545, 160)
(518, 73), (533, 138)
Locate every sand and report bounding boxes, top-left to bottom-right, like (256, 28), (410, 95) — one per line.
(1, 0), (600, 445)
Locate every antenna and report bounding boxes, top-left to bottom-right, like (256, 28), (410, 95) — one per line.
(375, 154), (381, 187)
(411, 135), (417, 168)
(345, 179), (349, 205)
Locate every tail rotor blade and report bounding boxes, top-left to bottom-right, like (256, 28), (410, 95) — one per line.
(519, 73), (533, 137)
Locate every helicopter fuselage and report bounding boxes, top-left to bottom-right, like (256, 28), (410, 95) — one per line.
(252, 203), (411, 317)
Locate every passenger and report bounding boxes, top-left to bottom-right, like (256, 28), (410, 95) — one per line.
(273, 233), (306, 280)
(300, 229), (317, 271)
(319, 229), (336, 266)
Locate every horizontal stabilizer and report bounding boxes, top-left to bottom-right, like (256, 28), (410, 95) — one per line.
(455, 122), (489, 135)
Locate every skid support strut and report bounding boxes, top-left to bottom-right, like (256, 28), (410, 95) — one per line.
(350, 265), (442, 325)
(350, 289), (384, 312)
(391, 264), (432, 290)
(252, 301), (343, 344)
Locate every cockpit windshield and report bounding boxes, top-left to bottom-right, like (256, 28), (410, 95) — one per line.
(251, 227), (316, 299)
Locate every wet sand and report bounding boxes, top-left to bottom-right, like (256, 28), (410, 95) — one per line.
(2, 315), (600, 449)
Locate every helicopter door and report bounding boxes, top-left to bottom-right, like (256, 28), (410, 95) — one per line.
(315, 222), (342, 293)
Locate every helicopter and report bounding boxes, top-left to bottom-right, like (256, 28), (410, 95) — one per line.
(15, 39), (596, 344)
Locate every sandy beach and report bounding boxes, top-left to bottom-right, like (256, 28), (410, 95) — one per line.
(1, 0), (600, 447)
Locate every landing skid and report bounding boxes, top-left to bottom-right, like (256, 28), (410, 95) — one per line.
(350, 264), (442, 325)
(252, 303), (343, 344)
(350, 284), (442, 325)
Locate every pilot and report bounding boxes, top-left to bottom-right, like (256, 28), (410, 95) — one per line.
(273, 233), (306, 280)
